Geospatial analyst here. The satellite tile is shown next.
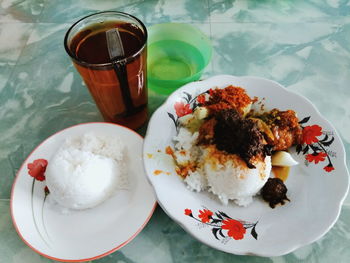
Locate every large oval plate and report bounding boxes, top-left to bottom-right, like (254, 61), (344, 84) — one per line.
(143, 75), (349, 256)
(11, 122), (157, 262)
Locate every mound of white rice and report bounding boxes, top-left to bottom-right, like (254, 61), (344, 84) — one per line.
(46, 133), (126, 210)
(202, 150), (271, 206)
(174, 127), (271, 207)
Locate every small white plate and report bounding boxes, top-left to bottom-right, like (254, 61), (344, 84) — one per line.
(143, 75), (349, 256)
(11, 122), (157, 262)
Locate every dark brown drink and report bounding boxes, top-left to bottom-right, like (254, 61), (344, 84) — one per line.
(64, 12), (148, 130)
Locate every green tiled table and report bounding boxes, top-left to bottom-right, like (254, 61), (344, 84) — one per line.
(1, 0), (350, 262)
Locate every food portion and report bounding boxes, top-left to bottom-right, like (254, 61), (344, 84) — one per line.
(261, 178), (290, 208)
(46, 133), (127, 210)
(254, 109), (302, 151)
(203, 85), (252, 116)
(169, 85), (301, 207)
(271, 151), (298, 167)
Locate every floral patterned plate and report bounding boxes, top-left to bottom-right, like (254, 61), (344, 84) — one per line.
(11, 122), (157, 262)
(143, 75), (349, 256)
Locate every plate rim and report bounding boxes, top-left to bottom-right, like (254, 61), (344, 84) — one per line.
(10, 122), (157, 262)
(143, 74), (350, 256)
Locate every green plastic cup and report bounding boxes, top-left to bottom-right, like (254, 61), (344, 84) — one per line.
(147, 23), (212, 95)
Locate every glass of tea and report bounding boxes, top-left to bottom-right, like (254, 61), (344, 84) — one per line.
(64, 11), (148, 130)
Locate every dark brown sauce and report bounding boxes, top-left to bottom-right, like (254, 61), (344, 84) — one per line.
(212, 109), (271, 168)
(272, 166), (290, 182)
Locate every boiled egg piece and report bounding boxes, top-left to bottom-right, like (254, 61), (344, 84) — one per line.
(271, 151), (298, 167)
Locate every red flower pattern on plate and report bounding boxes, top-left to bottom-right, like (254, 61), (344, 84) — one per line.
(198, 209), (213, 223)
(27, 159), (48, 181)
(184, 209), (192, 216)
(44, 186), (50, 195)
(221, 219), (246, 240)
(174, 102), (192, 117)
(184, 208), (258, 242)
(302, 125), (322, 145)
(197, 94), (206, 104)
(324, 165), (335, 172)
(27, 159), (50, 245)
(297, 117), (335, 173)
(305, 152), (327, 164)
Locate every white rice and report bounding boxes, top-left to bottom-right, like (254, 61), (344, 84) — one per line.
(46, 132), (127, 210)
(174, 127), (271, 207)
(204, 153), (271, 206)
(184, 169), (207, 192)
(173, 127), (200, 166)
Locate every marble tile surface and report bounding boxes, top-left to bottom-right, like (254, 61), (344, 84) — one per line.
(0, 0), (350, 262)
(209, 0), (350, 23)
(0, 0), (45, 22)
(0, 22), (34, 91)
(39, 0), (210, 24)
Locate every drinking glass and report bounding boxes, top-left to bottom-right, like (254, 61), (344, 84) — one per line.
(64, 11), (148, 130)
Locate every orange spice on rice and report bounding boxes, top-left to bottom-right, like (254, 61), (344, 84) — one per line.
(203, 144), (265, 172)
(204, 85), (252, 115)
(175, 162), (197, 179)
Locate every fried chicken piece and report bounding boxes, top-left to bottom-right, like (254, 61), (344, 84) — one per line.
(256, 109), (302, 151)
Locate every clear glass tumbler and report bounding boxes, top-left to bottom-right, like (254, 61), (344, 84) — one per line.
(64, 11), (148, 130)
